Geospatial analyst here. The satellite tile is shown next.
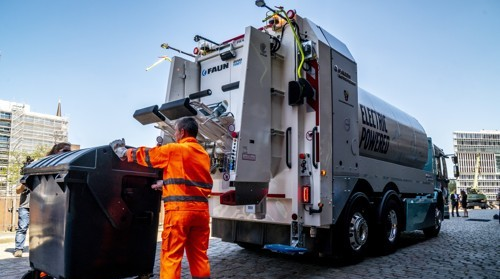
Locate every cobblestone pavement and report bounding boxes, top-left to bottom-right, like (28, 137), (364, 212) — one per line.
(1, 209), (499, 279)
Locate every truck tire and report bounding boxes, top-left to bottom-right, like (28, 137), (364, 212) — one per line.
(335, 192), (371, 262)
(372, 192), (402, 255)
(423, 205), (442, 238)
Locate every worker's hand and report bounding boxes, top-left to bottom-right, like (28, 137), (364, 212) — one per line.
(16, 184), (27, 195)
(151, 180), (163, 191)
(109, 138), (127, 161)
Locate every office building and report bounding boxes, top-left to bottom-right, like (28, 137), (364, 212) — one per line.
(453, 130), (500, 204)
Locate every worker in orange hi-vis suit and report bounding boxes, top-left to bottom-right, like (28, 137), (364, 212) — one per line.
(110, 117), (213, 279)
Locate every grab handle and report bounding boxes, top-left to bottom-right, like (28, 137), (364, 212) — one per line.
(312, 126), (318, 169)
(286, 127), (292, 169)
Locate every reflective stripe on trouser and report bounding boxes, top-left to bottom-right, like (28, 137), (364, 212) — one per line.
(161, 210), (210, 279)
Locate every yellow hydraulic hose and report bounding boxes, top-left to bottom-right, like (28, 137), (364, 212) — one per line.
(263, 8), (305, 78)
(146, 56), (172, 71)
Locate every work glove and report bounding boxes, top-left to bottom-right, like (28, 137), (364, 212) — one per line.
(109, 138), (127, 161)
(151, 180), (163, 191)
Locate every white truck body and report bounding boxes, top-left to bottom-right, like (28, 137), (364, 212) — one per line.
(134, 6), (448, 260)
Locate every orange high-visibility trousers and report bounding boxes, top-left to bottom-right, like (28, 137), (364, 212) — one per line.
(161, 210), (211, 279)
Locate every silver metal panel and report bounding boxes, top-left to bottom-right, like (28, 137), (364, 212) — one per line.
(358, 88), (428, 169)
(331, 45), (359, 177)
(304, 18), (355, 62)
(232, 26), (272, 182)
(209, 197), (292, 224)
(358, 155), (433, 193)
(165, 57), (200, 102)
(316, 40), (335, 225)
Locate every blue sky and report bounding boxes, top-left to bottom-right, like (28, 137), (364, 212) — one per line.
(1, 0), (499, 166)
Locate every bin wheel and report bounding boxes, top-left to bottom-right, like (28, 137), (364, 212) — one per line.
(21, 270), (54, 279)
(21, 270), (33, 279)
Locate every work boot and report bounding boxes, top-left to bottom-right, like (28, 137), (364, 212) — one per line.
(13, 249), (23, 257)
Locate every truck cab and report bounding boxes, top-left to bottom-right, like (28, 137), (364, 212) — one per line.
(424, 139), (450, 219)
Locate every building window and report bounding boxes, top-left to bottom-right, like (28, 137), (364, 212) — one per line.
(496, 155), (500, 173)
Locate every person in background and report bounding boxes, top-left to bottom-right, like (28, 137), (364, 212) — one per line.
(47, 142), (72, 155)
(13, 142), (71, 257)
(460, 190), (468, 218)
(450, 192), (460, 217)
(496, 191), (500, 224)
(110, 117), (213, 279)
(13, 156), (34, 257)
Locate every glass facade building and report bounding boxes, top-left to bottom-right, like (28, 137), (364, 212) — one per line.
(453, 130), (500, 203)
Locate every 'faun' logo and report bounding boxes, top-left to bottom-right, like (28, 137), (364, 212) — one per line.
(202, 63), (229, 76)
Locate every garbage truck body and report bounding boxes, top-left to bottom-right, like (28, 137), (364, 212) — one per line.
(135, 7), (449, 260)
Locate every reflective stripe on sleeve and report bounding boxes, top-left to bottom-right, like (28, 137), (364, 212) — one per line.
(145, 148), (152, 168)
(163, 178), (213, 189)
(162, 196), (208, 203)
(132, 149), (137, 163)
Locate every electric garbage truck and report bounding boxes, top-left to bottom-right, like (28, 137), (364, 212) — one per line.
(133, 3), (450, 261)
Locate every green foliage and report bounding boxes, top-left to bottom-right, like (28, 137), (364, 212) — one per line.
(448, 180), (456, 194)
(3, 145), (51, 188)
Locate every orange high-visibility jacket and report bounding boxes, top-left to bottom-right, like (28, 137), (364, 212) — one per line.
(126, 137), (213, 211)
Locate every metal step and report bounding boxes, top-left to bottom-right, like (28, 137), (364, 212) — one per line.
(264, 244), (308, 255)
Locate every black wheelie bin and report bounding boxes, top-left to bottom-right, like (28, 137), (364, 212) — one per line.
(20, 145), (162, 279)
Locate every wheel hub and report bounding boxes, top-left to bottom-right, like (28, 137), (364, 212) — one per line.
(349, 212), (368, 251)
(386, 209), (398, 242)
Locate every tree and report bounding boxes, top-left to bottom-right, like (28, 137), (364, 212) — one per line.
(448, 179), (457, 194)
(0, 145), (51, 196)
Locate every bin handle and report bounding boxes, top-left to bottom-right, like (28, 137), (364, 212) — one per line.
(55, 171), (69, 191)
(54, 171), (68, 183)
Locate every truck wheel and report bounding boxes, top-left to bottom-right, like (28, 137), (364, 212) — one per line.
(423, 206), (442, 238)
(336, 192), (370, 262)
(372, 195), (402, 255)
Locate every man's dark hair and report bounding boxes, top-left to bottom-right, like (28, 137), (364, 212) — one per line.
(176, 117), (198, 137)
(20, 156), (34, 175)
(48, 142), (71, 156)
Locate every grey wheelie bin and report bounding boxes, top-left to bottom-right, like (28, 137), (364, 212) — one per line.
(20, 145), (162, 279)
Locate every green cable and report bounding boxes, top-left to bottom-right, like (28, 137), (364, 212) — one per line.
(263, 9), (305, 78)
